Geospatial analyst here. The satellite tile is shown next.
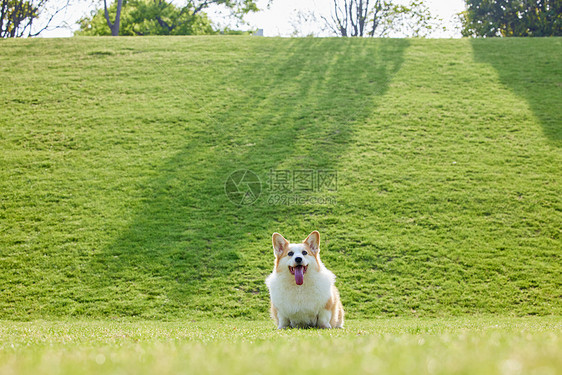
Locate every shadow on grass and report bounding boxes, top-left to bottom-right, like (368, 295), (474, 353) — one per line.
(84, 38), (410, 318)
(471, 38), (562, 147)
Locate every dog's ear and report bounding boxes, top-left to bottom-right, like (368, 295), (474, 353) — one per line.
(304, 231), (320, 254)
(272, 233), (289, 257)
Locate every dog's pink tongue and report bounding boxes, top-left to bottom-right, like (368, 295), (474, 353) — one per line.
(295, 266), (304, 285)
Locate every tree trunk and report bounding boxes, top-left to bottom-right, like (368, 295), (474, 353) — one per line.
(104, 0), (123, 36)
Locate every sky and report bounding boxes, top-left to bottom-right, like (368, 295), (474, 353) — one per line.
(40, 0), (466, 38)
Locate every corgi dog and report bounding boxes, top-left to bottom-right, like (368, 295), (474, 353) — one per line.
(265, 231), (344, 329)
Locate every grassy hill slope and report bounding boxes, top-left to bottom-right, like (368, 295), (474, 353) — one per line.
(0, 36), (560, 320)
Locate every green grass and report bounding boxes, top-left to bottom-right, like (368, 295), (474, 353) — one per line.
(1, 317), (561, 374)
(0, 36), (561, 320)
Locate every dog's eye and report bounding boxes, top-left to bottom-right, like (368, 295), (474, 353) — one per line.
(288, 251), (294, 256)
(302, 251), (308, 256)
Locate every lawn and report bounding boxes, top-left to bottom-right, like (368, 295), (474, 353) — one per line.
(1, 317), (561, 375)
(0, 37), (562, 320)
(1, 33), (561, 375)
(0, 36), (560, 318)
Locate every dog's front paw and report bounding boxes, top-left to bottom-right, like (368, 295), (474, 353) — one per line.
(277, 317), (290, 329)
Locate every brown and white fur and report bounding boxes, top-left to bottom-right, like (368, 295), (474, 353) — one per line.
(265, 231), (344, 329)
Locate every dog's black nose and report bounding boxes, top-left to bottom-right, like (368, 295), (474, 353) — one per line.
(295, 257), (302, 263)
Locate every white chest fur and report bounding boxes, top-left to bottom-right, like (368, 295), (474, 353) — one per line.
(266, 268), (335, 327)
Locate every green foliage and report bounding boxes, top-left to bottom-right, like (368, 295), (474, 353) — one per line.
(219, 27), (255, 35)
(461, 0), (562, 37)
(0, 318), (561, 374)
(76, 0), (215, 36)
(381, 0), (444, 37)
(0, 37), (560, 320)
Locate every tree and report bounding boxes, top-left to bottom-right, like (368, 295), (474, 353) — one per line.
(77, 0), (216, 35)
(460, 0), (562, 37)
(322, 0), (442, 37)
(90, 0), (258, 36)
(1, 0), (69, 37)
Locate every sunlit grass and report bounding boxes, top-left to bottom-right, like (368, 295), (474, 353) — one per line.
(1, 317), (561, 375)
(0, 37), (560, 320)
